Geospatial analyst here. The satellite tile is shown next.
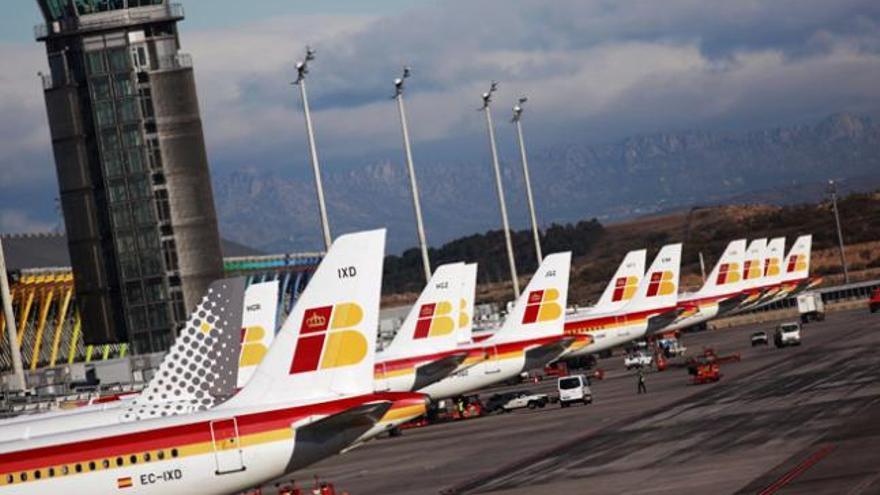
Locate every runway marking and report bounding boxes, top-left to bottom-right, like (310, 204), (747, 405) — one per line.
(757, 444), (836, 495)
(847, 471), (880, 495)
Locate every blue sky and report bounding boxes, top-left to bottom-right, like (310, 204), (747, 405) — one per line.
(2, 0), (879, 235)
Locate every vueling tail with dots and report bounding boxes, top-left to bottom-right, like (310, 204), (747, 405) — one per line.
(0, 277), (250, 441)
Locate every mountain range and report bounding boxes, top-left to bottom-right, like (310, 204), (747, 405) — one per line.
(212, 113), (880, 254)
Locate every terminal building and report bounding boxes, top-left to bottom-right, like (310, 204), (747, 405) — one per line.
(34, 0), (224, 352)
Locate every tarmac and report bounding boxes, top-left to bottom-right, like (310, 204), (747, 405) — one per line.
(294, 308), (880, 495)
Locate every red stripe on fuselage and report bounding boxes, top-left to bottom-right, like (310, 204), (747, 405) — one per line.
(0, 392), (421, 474)
(564, 307), (675, 332)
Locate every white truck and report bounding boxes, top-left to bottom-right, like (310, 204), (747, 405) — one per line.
(774, 322), (802, 348)
(558, 375), (592, 407)
(797, 292), (825, 323)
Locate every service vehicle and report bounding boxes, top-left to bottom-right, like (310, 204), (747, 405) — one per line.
(624, 351), (653, 370)
(494, 390), (550, 411)
(558, 375), (592, 407)
(797, 292), (825, 323)
(774, 322), (802, 347)
(870, 287), (880, 313)
(751, 331), (769, 346)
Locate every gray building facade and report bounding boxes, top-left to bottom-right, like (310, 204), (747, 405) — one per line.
(35, 0), (223, 353)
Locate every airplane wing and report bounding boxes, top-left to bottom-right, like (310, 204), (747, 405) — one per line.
(287, 401), (392, 472)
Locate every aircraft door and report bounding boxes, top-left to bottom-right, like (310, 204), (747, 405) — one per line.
(484, 345), (501, 374)
(209, 417), (246, 474)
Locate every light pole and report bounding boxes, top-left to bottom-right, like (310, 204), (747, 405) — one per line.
(394, 67), (431, 283)
(293, 46), (332, 251)
(512, 96), (542, 265)
(827, 180), (849, 283)
(481, 82), (520, 299)
(0, 237), (26, 391)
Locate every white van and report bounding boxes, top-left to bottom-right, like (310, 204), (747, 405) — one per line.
(558, 374), (593, 407)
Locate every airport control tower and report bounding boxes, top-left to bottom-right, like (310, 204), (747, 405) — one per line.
(34, 0), (223, 353)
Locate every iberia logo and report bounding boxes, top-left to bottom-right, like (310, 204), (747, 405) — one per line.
(764, 257), (781, 277)
(786, 254), (807, 273)
(646, 271), (675, 297)
(414, 301), (455, 339)
(611, 276), (639, 302)
(289, 303), (367, 374)
(239, 326), (268, 368)
(459, 298), (470, 329)
(522, 289), (562, 324)
(743, 259), (763, 280)
(716, 262), (741, 285)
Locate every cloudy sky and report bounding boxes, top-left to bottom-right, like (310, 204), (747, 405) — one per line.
(2, 0), (879, 235)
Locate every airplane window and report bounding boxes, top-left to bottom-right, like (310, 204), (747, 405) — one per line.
(143, 452), (152, 462)
(116, 457), (124, 467)
(171, 448), (179, 458)
(102, 459), (110, 469)
(88, 461), (96, 471)
(5, 474), (12, 483)
(129, 455), (138, 464)
(20, 473), (27, 482)
(75, 464), (82, 473)
(34, 470), (41, 480)
(48, 468), (55, 477)
(61, 466), (69, 475)
(157, 450), (165, 460)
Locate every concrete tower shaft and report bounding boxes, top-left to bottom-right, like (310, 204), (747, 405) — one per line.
(35, 0), (223, 353)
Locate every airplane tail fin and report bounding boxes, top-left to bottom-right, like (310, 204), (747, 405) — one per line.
(594, 250), (646, 312)
(762, 237), (786, 287)
(488, 252), (571, 344)
(382, 262), (465, 357)
(223, 229), (386, 408)
(236, 280), (280, 389)
(457, 263), (478, 345)
(625, 244), (682, 311)
(782, 234), (812, 283)
(696, 239), (746, 298)
(741, 238), (768, 290)
(123, 277), (247, 421)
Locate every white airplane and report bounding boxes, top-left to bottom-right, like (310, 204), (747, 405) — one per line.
(374, 262), (469, 393)
(661, 239), (749, 333)
(749, 234), (818, 309)
(563, 244), (683, 355)
(456, 263), (479, 346)
(0, 277), (265, 441)
(0, 229), (427, 495)
(420, 252), (575, 400)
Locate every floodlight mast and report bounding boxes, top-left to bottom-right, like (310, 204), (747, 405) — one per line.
(394, 67), (431, 283)
(512, 96), (543, 264)
(293, 46), (332, 251)
(481, 82), (520, 299)
(827, 179), (849, 283)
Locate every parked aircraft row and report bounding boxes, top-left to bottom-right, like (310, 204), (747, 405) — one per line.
(0, 230), (816, 494)
(0, 230), (583, 494)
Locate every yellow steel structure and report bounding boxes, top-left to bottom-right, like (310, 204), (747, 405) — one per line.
(49, 286), (73, 367)
(67, 312), (81, 365)
(30, 286), (55, 370)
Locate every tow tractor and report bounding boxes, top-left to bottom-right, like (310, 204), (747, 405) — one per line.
(685, 347), (738, 384)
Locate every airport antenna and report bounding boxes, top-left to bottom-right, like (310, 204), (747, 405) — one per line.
(292, 45), (332, 251)
(511, 95), (543, 264)
(480, 81), (520, 298)
(393, 65), (432, 283)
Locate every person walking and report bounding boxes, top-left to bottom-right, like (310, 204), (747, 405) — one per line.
(637, 367), (647, 394)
